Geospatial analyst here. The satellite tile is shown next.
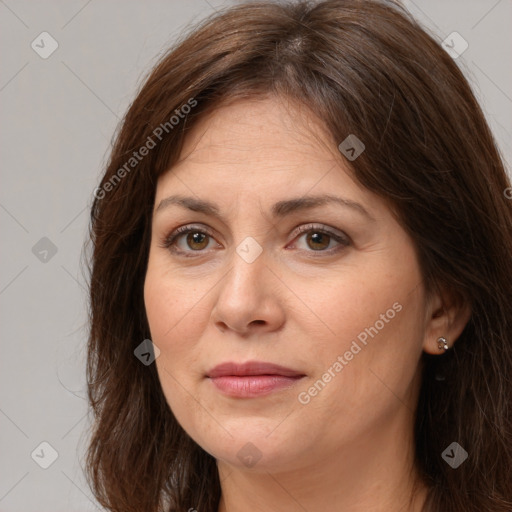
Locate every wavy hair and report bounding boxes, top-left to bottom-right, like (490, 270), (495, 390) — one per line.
(84, 1), (512, 510)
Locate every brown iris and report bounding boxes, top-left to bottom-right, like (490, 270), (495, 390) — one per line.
(307, 231), (330, 250)
(186, 232), (209, 250)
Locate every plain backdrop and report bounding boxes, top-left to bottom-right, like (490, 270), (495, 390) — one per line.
(0, 1), (511, 510)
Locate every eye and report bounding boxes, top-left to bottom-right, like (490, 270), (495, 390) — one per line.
(159, 223), (351, 257)
(290, 223), (351, 254)
(159, 225), (218, 257)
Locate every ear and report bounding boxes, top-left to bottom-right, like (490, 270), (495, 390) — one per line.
(422, 284), (472, 355)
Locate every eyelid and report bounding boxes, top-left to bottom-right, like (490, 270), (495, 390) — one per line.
(291, 223), (350, 244)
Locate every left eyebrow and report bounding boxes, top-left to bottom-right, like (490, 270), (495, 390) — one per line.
(154, 193), (375, 222)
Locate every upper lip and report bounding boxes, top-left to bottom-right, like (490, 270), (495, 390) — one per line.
(207, 361), (305, 378)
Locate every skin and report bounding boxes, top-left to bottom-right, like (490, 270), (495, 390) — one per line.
(143, 95), (470, 512)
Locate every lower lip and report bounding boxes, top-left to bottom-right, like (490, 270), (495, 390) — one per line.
(208, 375), (304, 398)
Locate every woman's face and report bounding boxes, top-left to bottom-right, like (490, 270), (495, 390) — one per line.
(144, 95), (432, 474)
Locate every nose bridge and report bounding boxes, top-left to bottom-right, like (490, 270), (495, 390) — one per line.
(222, 237), (268, 304)
(212, 236), (283, 334)
(223, 197), (271, 286)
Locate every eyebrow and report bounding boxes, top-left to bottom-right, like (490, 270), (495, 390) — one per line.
(155, 194), (375, 221)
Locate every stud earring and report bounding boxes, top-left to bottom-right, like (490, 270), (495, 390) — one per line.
(437, 336), (449, 351)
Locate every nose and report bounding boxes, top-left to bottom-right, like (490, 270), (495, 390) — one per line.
(211, 245), (286, 336)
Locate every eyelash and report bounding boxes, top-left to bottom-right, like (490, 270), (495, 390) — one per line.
(159, 223), (351, 258)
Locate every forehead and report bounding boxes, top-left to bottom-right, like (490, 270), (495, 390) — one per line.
(153, 96), (384, 222)
(171, 95), (341, 173)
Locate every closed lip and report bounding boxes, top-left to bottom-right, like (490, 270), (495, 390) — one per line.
(207, 361), (305, 378)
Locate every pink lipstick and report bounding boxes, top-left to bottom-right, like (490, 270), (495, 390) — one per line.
(207, 361), (305, 398)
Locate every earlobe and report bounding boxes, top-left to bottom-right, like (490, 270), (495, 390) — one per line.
(422, 288), (472, 355)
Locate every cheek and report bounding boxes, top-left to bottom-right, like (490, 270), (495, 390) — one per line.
(290, 258), (426, 408)
(288, 268), (412, 354)
(143, 260), (217, 428)
(144, 266), (210, 427)
(302, 284), (425, 422)
(144, 261), (207, 352)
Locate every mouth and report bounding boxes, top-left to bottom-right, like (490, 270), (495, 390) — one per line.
(206, 361), (306, 398)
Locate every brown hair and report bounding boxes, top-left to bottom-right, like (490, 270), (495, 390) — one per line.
(84, 1), (512, 510)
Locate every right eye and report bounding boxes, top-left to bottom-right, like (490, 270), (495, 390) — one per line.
(160, 225), (220, 257)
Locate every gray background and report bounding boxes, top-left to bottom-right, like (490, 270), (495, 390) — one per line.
(0, 1), (510, 511)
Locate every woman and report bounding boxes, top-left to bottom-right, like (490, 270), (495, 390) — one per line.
(84, 1), (512, 511)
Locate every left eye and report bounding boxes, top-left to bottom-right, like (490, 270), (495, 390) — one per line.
(161, 224), (350, 256)
(290, 224), (350, 253)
